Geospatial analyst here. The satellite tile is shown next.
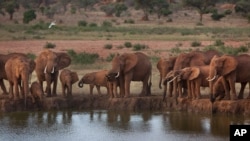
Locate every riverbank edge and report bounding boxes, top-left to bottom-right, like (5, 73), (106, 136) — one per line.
(1, 94), (250, 115)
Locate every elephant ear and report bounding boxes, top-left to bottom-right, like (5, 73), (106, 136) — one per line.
(122, 53), (138, 73)
(189, 67), (200, 80)
(57, 53), (71, 70)
(220, 55), (238, 75)
(71, 72), (79, 84)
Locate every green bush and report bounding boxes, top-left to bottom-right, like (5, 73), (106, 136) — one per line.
(191, 41), (201, 47)
(102, 20), (112, 27)
(78, 20), (88, 27)
(89, 22), (98, 27)
(211, 11), (225, 21)
(170, 47), (182, 54)
(23, 9), (36, 24)
(26, 53), (36, 60)
(67, 49), (99, 64)
(214, 39), (224, 46)
(104, 44), (113, 49)
(44, 42), (56, 49)
(124, 42), (132, 48)
(124, 19), (135, 24)
(132, 43), (148, 51)
(106, 53), (115, 62)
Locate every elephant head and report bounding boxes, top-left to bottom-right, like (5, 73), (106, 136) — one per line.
(78, 73), (95, 88)
(107, 53), (138, 79)
(40, 50), (71, 74)
(180, 67), (200, 81)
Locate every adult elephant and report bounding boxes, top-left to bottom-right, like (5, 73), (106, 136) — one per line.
(106, 52), (152, 98)
(168, 50), (221, 99)
(207, 54), (250, 101)
(35, 50), (71, 97)
(157, 56), (177, 100)
(5, 55), (36, 101)
(78, 70), (110, 95)
(0, 53), (28, 95)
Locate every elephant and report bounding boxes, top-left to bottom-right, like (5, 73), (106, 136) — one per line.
(78, 70), (110, 95)
(30, 81), (43, 103)
(106, 52), (152, 97)
(5, 55), (36, 102)
(174, 66), (210, 99)
(0, 53), (29, 95)
(156, 56), (177, 100)
(207, 54), (250, 101)
(167, 50), (221, 99)
(35, 49), (71, 97)
(59, 69), (79, 97)
(106, 73), (120, 98)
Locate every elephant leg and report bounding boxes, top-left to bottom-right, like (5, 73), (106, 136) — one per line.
(62, 84), (66, 97)
(247, 82), (250, 99)
(119, 77), (125, 97)
(8, 82), (14, 99)
(124, 74), (132, 97)
(195, 81), (201, 99)
(90, 84), (94, 95)
(113, 83), (118, 98)
(14, 81), (19, 100)
(0, 79), (8, 95)
(221, 77), (231, 100)
(52, 73), (58, 96)
(187, 80), (192, 99)
(96, 85), (102, 95)
(238, 82), (246, 99)
(169, 82), (173, 97)
(68, 84), (72, 97)
(163, 83), (168, 101)
(177, 82), (183, 98)
(228, 78), (237, 100)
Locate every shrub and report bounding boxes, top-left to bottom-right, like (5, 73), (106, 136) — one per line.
(124, 42), (132, 48)
(102, 20), (112, 27)
(104, 44), (113, 49)
(214, 39), (224, 46)
(191, 41), (201, 47)
(132, 43), (148, 51)
(170, 47), (182, 54)
(211, 11), (225, 21)
(26, 53), (36, 60)
(44, 42), (56, 49)
(124, 19), (135, 24)
(23, 9), (36, 24)
(67, 49), (99, 64)
(106, 53), (115, 62)
(78, 20), (88, 27)
(89, 22), (98, 27)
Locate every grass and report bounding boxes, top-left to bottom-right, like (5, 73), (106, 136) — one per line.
(0, 24), (250, 41)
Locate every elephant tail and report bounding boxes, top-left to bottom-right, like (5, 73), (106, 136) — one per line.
(147, 72), (152, 96)
(78, 80), (84, 88)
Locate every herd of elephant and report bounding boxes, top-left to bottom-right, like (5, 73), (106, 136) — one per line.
(0, 50), (152, 104)
(1, 49), (250, 105)
(159, 50), (250, 102)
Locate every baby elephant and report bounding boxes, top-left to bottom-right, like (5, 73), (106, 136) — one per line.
(59, 69), (79, 97)
(30, 81), (43, 103)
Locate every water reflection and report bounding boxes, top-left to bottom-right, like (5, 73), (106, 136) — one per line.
(0, 110), (249, 141)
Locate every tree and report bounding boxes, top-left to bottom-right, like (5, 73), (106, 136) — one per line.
(23, 9), (36, 24)
(184, 0), (217, 24)
(235, 0), (250, 22)
(4, 0), (19, 20)
(135, 0), (152, 21)
(151, 0), (171, 19)
(72, 0), (99, 11)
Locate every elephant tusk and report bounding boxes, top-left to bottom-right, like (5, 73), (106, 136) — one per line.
(168, 75), (178, 83)
(207, 75), (217, 81)
(115, 72), (120, 78)
(44, 66), (47, 74)
(51, 66), (55, 73)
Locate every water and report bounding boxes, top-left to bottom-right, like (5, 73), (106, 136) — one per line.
(0, 110), (249, 141)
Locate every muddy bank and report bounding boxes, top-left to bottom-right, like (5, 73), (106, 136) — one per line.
(1, 94), (250, 115)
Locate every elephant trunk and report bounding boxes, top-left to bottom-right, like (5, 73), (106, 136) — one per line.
(208, 69), (217, 103)
(22, 72), (30, 108)
(78, 79), (84, 88)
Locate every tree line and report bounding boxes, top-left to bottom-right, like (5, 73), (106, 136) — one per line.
(0, 0), (249, 24)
